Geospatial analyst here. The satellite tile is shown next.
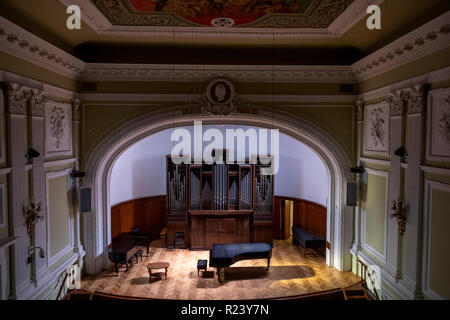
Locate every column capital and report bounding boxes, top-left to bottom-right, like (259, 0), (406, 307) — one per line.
(72, 99), (81, 121)
(387, 90), (406, 117)
(355, 100), (365, 121)
(5, 83), (30, 115)
(404, 84), (427, 115)
(28, 89), (49, 117)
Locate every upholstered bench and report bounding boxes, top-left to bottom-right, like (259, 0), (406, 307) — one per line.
(292, 226), (325, 257)
(197, 259), (207, 276)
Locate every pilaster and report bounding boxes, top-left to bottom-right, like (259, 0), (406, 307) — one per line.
(71, 99), (84, 256)
(351, 100), (364, 253)
(5, 83), (30, 299)
(403, 84), (426, 299)
(28, 89), (48, 281)
(386, 90), (406, 280)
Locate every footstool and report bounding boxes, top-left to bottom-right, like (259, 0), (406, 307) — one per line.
(197, 259), (207, 277)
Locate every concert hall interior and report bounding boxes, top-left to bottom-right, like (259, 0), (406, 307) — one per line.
(0, 0), (449, 302)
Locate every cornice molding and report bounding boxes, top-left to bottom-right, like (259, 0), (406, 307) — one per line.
(59, 0), (380, 39)
(80, 64), (357, 83)
(0, 16), (85, 79)
(78, 92), (356, 104)
(352, 11), (450, 82)
(0, 10), (448, 85)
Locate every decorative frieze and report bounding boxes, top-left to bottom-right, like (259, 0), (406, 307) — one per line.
(5, 83), (30, 115)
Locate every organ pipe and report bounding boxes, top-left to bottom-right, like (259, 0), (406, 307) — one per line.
(167, 157), (272, 218)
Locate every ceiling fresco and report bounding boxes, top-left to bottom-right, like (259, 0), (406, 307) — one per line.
(91, 0), (355, 28)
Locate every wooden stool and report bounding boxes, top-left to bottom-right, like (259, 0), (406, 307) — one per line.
(147, 262), (170, 281)
(197, 259), (207, 276)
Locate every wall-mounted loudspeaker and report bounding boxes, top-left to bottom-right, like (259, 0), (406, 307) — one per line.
(80, 187), (91, 213)
(346, 182), (358, 207)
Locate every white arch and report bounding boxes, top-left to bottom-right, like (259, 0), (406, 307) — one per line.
(82, 107), (354, 275)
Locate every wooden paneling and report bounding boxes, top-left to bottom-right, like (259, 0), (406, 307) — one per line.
(252, 222), (274, 244)
(275, 196), (327, 240)
(272, 197), (282, 239)
(190, 213), (251, 250)
(110, 195), (167, 240)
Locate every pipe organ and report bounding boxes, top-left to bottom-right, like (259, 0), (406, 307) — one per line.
(166, 153), (274, 249)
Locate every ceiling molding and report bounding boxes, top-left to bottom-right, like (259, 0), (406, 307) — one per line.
(80, 64), (357, 83)
(0, 69), (77, 100)
(328, 0), (383, 36)
(0, 17), (85, 79)
(78, 93), (356, 104)
(0, 10), (448, 85)
(58, 0), (377, 39)
(352, 11), (450, 82)
(358, 66), (450, 101)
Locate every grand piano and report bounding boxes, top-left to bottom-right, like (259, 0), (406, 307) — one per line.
(108, 232), (151, 274)
(209, 243), (272, 282)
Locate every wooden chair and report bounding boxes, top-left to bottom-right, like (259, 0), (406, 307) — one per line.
(174, 232), (185, 249)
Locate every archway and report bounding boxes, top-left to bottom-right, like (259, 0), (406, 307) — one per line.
(82, 107), (353, 275)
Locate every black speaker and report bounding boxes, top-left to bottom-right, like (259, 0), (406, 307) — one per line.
(346, 182), (358, 207)
(80, 187), (91, 213)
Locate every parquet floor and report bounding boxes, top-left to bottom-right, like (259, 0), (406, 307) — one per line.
(81, 238), (359, 300)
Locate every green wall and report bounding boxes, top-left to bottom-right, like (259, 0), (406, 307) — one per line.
(429, 188), (450, 299)
(48, 175), (70, 258)
(365, 173), (387, 257)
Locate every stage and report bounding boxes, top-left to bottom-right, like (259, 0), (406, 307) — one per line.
(81, 239), (359, 300)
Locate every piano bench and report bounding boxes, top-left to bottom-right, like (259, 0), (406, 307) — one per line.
(136, 249), (143, 262)
(197, 259), (207, 276)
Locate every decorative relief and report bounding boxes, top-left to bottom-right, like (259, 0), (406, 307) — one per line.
(428, 88), (450, 159)
(189, 78), (248, 116)
(24, 199), (43, 237)
(439, 96), (450, 144)
(91, 0), (354, 29)
(29, 90), (49, 117)
(72, 99), (81, 122)
(5, 83), (30, 115)
(387, 90), (406, 117)
(364, 102), (389, 155)
(0, 17), (84, 79)
(352, 13), (450, 81)
(355, 100), (364, 121)
(45, 101), (72, 157)
(405, 84), (427, 115)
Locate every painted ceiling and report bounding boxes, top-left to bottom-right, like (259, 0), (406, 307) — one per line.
(91, 0), (355, 28)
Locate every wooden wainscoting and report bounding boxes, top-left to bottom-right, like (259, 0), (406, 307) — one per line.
(273, 196), (327, 240)
(111, 195), (167, 240)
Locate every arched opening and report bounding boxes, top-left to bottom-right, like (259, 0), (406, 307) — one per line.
(109, 125), (329, 243)
(82, 109), (353, 280)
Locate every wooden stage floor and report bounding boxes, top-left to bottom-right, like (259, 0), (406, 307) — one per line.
(81, 239), (359, 300)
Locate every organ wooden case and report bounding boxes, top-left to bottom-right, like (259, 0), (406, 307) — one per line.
(166, 152), (274, 249)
